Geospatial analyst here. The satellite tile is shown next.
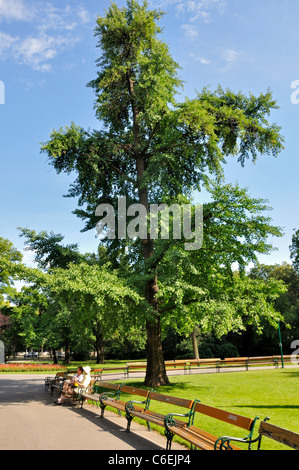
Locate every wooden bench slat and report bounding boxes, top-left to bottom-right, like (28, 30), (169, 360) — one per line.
(170, 425), (242, 450)
(95, 381), (120, 391)
(120, 385), (150, 398)
(259, 421), (299, 450)
(194, 402), (254, 431)
(149, 392), (193, 409)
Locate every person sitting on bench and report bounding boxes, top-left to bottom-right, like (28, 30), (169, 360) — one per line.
(54, 366), (91, 405)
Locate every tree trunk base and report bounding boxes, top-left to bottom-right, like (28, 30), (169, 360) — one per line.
(144, 318), (170, 388)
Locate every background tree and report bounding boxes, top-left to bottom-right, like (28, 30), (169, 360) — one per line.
(249, 262), (299, 354)
(0, 237), (23, 306)
(46, 262), (141, 364)
(290, 229), (299, 274)
(41, 1), (284, 386)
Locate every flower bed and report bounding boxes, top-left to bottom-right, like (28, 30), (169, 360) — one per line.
(0, 363), (66, 373)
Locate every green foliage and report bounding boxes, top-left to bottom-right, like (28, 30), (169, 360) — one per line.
(18, 227), (88, 270)
(290, 229), (299, 273)
(0, 237), (23, 302)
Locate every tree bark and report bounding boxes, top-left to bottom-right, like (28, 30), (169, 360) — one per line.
(191, 328), (199, 360)
(144, 274), (169, 387)
(145, 315), (169, 387)
(95, 326), (105, 364)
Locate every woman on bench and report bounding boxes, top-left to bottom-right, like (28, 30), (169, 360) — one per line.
(54, 366), (91, 405)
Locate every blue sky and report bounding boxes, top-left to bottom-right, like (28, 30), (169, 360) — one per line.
(0, 0), (298, 268)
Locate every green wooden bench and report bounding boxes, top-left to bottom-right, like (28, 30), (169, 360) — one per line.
(125, 391), (195, 434)
(187, 358), (221, 373)
(49, 373), (68, 395)
(247, 356), (279, 368)
(164, 400), (260, 450)
(126, 360), (193, 377)
(79, 382), (195, 436)
(79, 381), (151, 425)
(44, 372), (65, 391)
(218, 357), (249, 370)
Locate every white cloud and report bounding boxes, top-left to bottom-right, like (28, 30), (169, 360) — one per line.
(151, 0), (226, 22)
(14, 35), (78, 71)
(0, 1), (92, 71)
(0, 0), (34, 22)
(222, 48), (241, 65)
(197, 57), (211, 65)
(0, 31), (17, 55)
(182, 24), (198, 40)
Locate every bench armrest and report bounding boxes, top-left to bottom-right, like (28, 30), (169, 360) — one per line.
(214, 434), (257, 450)
(99, 391), (120, 402)
(164, 411), (193, 430)
(215, 416), (260, 450)
(125, 399), (149, 413)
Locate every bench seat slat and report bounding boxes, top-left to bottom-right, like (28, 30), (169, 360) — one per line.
(168, 425), (242, 450)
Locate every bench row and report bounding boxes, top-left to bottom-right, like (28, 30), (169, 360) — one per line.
(126, 355), (293, 375)
(45, 355), (296, 386)
(73, 380), (299, 451)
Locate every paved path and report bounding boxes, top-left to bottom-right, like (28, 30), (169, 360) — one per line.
(0, 374), (185, 451)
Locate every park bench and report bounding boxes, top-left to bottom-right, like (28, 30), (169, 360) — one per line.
(187, 358), (221, 373)
(219, 357), (249, 370)
(164, 400), (260, 450)
(126, 360), (194, 377)
(126, 362), (147, 376)
(247, 356), (279, 368)
(44, 372), (65, 391)
(125, 391), (194, 435)
(49, 373), (69, 395)
(79, 381), (151, 424)
(80, 381), (195, 437)
(96, 382), (150, 424)
(257, 419), (299, 450)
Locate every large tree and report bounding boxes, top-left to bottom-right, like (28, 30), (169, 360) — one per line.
(41, 1), (284, 386)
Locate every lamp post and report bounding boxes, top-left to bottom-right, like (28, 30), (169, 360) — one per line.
(278, 320), (284, 368)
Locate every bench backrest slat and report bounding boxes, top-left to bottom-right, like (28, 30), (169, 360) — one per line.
(224, 357), (248, 361)
(194, 402), (254, 431)
(150, 392), (193, 409)
(259, 421), (299, 450)
(120, 385), (149, 398)
(189, 358), (220, 364)
(95, 381), (120, 391)
(127, 362), (146, 367)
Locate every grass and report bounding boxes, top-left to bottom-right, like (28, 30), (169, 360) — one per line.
(102, 368), (299, 451)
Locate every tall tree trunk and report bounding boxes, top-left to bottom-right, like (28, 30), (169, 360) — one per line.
(145, 315), (169, 387)
(144, 274), (169, 387)
(95, 326), (105, 364)
(53, 349), (58, 365)
(131, 77), (169, 387)
(191, 328), (199, 360)
(64, 343), (71, 364)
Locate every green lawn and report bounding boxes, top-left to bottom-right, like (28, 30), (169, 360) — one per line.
(103, 368), (299, 450)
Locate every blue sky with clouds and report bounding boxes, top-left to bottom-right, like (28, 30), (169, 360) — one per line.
(0, 0), (298, 268)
